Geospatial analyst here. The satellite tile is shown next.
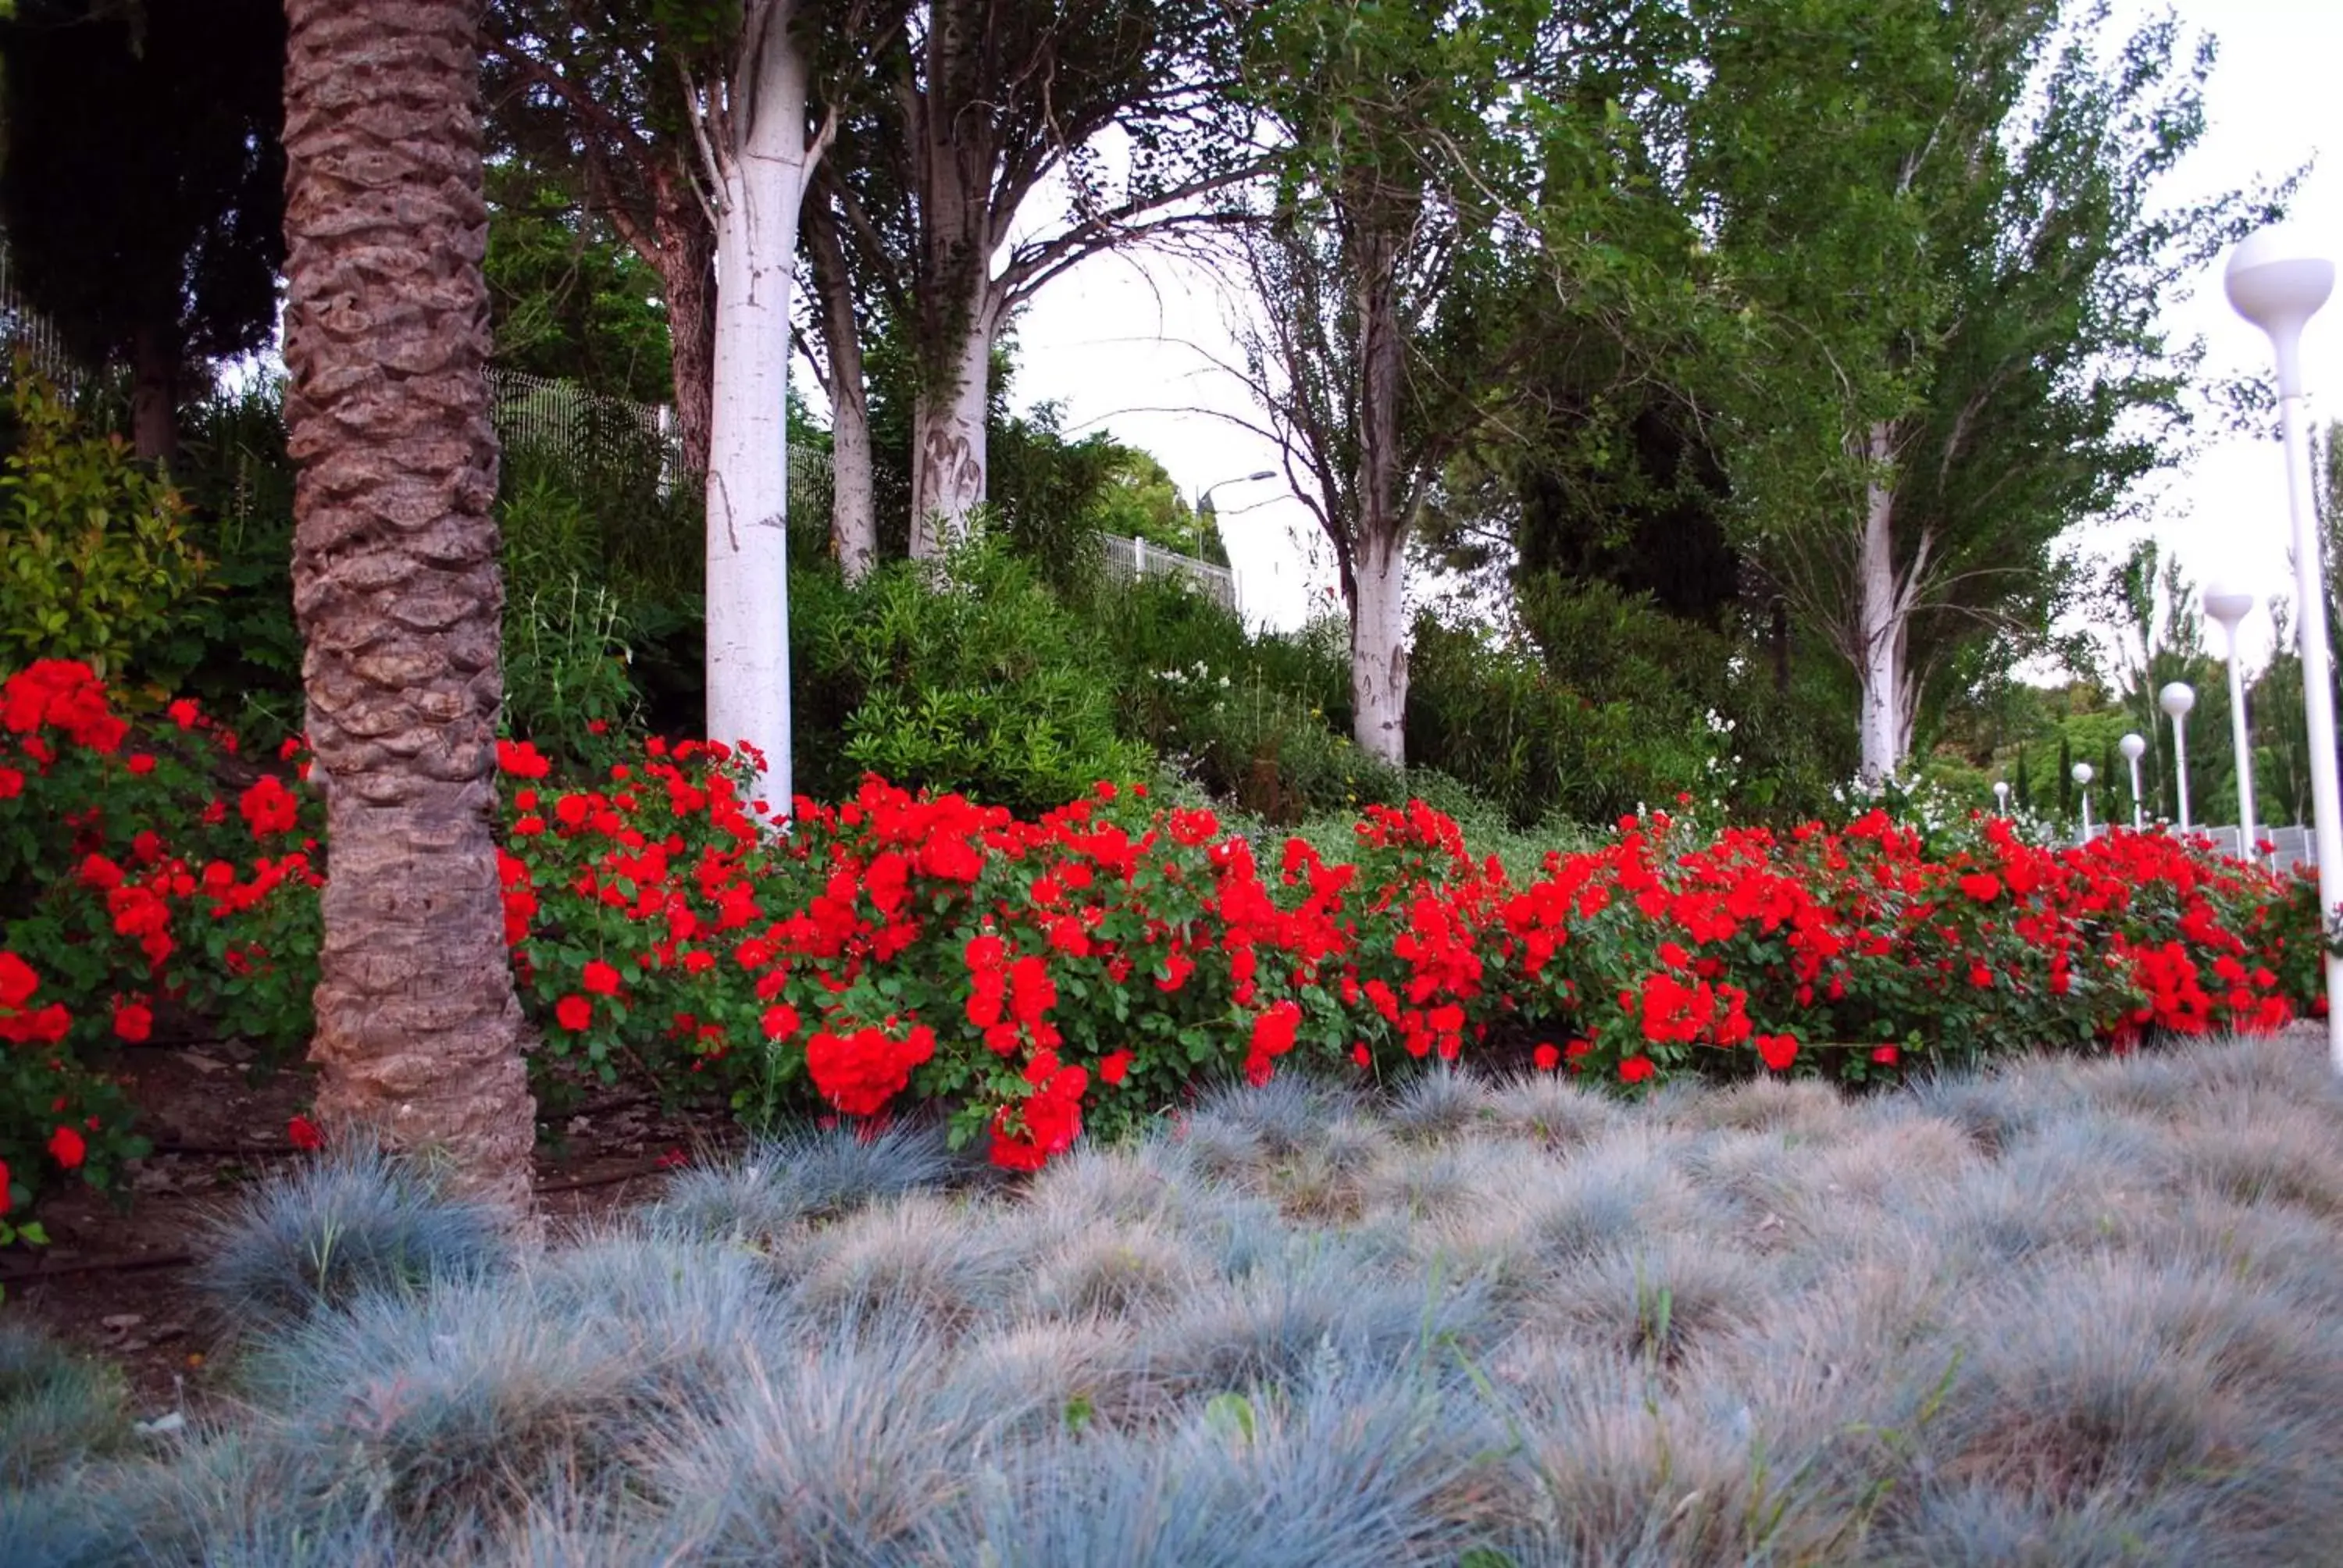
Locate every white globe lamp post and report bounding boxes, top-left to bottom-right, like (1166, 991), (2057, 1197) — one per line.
(2226, 223), (2341, 1068)
(2072, 761), (2095, 842)
(2202, 583), (2261, 863)
(1993, 779), (2010, 818)
(2119, 732), (2147, 830)
(2159, 682), (2196, 832)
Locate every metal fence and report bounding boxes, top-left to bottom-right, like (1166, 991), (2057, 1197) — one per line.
(0, 233), (82, 390)
(487, 369), (834, 513)
(1098, 531), (1239, 613)
(2074, 821), (2316, 873)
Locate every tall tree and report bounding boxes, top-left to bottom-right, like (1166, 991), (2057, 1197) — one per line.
(490, 1), (822, 807)
(1229, 0), (1694, 766)
(815, 0), (1251, 558)
(679, 0), (820, 810)
(281, 0), (535, 1207)
(0, 0), (285, 462)
(1692, 0), (2277, 786)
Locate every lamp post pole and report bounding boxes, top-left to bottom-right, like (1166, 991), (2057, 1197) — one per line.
(1196, 470), (1277, 558)
(2202, 583), (2261, 862)
(2225, 224), (2341, 1069)
(2120, 732), (2147, 832)
(2160, 682), (2195, 832)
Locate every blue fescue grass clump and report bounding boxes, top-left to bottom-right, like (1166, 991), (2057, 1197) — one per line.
(23, 1029), (2343, 1563)
(0, 1318), (125, 1487)
(646, 1122), (962, 1245)
(193, 1144), (512, 1335)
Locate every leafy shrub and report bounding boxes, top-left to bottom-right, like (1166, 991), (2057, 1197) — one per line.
(792, 536), (1150, 812)
(1407, 609), (1715, 828)
(0, 367), (208, 682)
(148, 385), (303, 739)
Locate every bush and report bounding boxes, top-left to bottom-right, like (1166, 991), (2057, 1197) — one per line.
(0, 368), (208, 683)
(0, 657), (2320, 1214)
(791, 536), (1151, 812)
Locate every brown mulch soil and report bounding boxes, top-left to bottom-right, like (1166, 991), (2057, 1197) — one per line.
(1, 1043), (734, 1420)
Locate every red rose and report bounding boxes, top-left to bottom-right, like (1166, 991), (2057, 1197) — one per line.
(582, 959), (622, 996)
(1959, 872), (2002, 903)
(1617, 1055), (1657, 1085)
(1098, 1049), (1135, 1085)
(556, 995), (593, 1031)
(1756, 1033), (1797, 1072)
(113, 1002), (153, 1043)
(287, 1115), (325, 1152)
(48, 1125), (85, 1169)
(1532, 1042), (1562, 1071)
(0, 951), (40, 1010)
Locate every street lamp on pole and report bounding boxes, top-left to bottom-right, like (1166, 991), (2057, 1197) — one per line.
(1196, 470), (1277, 558)
(2226, 222), (2340, 1070)
(2202, 582), (2261, 863)
(1994, 779), (2010, 818)
(2073, 761), (2095, 842)
(2160, 682), (2196, 832)
(2119, 732), (2147, 831)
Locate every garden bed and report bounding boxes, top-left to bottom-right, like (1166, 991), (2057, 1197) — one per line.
(9, 1027), (2343, 1563)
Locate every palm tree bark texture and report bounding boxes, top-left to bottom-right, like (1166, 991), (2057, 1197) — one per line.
(280, 0), (537, 1210)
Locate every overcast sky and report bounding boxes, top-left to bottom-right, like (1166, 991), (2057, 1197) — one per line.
(1009, 0), (2343, 665)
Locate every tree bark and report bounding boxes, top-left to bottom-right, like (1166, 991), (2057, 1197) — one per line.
(804, 189), (875, 579)
(908, 306), (991, 560)
(651, 180), (716, 482)
(280, 0), (536, 1213)
(129, 322), (178, 467)
(701, 0), (812, 814)
(1350, 524), (1409, 769)
(1348, 219), (1410, 768)
(907, 2), (998, 560)
(1855, 421), (1911, 788)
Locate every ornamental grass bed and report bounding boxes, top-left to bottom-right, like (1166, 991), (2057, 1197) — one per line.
(10, 1029), (2343, 1565)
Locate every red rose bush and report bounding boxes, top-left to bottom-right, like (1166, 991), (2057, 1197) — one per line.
(0, 658), (2322, 1210)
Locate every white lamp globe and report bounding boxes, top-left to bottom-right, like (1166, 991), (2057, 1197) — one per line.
(2225, 225), (2336, 395)
(2159, 682), (2196, 719)
(2072, 762), (2093, 786)
(2119, 732), (2147, 762)
(2202, 583), (2256, 634)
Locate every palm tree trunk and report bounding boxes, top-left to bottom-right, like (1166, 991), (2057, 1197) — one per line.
(280, 0), (536, 1212)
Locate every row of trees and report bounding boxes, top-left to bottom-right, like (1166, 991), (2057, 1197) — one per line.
(2, 0), (2284, 800)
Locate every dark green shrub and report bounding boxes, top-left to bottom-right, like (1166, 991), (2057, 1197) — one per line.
(151, 383), (304, 742)
(791, 536), (1150, 811)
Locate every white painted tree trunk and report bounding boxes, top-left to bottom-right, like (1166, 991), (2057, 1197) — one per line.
(702, 5), (812, 816)
(829, 383), (878, 582)
(1350, 526), (1410, 768)
(909, 309), (992, 561)
(804, 195), (876, 580)
(1855, 422), (1910, 789)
